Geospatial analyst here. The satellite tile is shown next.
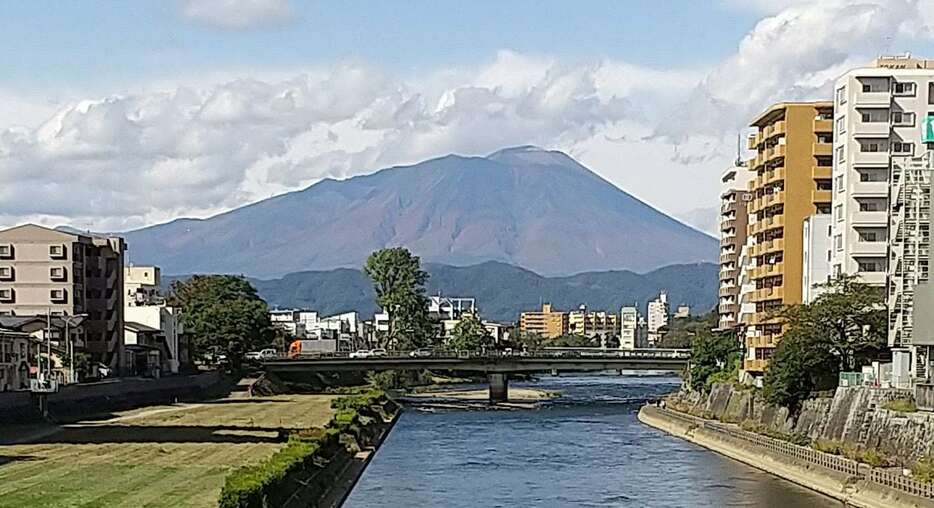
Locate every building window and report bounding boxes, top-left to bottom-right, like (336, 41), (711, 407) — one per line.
(834, 205), (843, 221)
(49, 244), (66, 259)
(50, 266), (67, 281)
(857, 259), (885, 272)
(893, 141), (914, 154)
(892, 111), (916, 126)
(858, 199), (887, 212)
(50, 289), (67, 303)
(859, 140), (884, 152)
(0, 289), (13, 302)
(0, 244), (11, 259)
(857, 229), (884, 242)
(836, 116), (845, 135)
(837, 86), (847, 105)
(858, 168), (888, 182)
(834, 235), (843, 251)
(893, 81), (917, 96)
(0, 267), (11, 281)
(860, 109), (888, 123)
(836, 174), (844, 192)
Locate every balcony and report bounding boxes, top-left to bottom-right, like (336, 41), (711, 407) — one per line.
(759, 214), (785, 231)
(719, 285), (738, 297)
(762, 167), (785, 185)
(852, 151), (890, 166)
(747, 334), (778, 348)
(720, 235), (737, 247)
(813, 118), (833, 132)
(747, 134), (759, 150)
(851, 181), (889, 197)
(812, 165), (831, 179)
(743, 358), (768, 372)
(766, 144), (786, 161)
(767, 120), (786, 139)
(852, 241), (887, 256)
(720, 251), (738, 264)
(811, 189), (832, 203)
(852, 210), (888, 225)
(854, 121), (891, 137)
(812, 142), (833, 156)
(762, 191), (785, 207)
(857, 271), (886, 285)
(753, 286), (785, 302)
(855, 91), (891, 107)
(720, 218), (736, 231)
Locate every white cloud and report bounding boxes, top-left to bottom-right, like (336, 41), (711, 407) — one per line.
(179, 0), (297, 30)
(5, 0), (934, 234)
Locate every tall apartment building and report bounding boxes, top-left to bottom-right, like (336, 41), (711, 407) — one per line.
(619, 306), (641, 350)
(519, 303), (568, 339)
(124, 266), (184, 373)
(831, 55), (934, 288)
(646, 292), (669, 346)
(802, 215), (833, 304)
(0, 224), (125, 370)
(567, 305), (619, 343)
(718, 163), (755, 331)
(743, 101), (834, 379)
(889, 152), (934, 353)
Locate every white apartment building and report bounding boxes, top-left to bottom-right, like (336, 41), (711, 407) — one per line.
(646, 292), (668, 346)
(269, 309), (319, 337)
(620, 306), (640, 350)
(124, 266), (184, 373)
(718, 164), (755, 331)
(831, 55), (934, 287)
(802, 215), (833, 304)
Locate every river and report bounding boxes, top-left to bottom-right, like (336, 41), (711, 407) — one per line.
(345, 375), (842, 507)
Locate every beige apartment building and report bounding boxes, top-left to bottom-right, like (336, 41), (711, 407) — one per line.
(567, 305), (619, 340)
(519, 303), (568, 339)
(0, 224), (126, 370)
(743, 102), (834, 379)
(718, 163), (754, 331)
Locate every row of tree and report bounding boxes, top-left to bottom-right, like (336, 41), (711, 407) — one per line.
(689, 275), (886, 411)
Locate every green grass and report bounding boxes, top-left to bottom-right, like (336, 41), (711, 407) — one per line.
(0, 394), (335, 508)
(883, 398), (918, 413)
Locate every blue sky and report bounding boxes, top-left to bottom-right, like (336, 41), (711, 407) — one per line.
(1, 0), (934, 233)
(0, 1), (759, 91)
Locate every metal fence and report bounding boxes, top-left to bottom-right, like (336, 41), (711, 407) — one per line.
(656, 407), (932, 498)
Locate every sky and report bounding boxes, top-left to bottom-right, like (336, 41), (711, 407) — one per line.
(2, 0), (934, 234)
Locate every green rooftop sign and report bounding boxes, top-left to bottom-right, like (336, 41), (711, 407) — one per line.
(925, 114), (934, 143)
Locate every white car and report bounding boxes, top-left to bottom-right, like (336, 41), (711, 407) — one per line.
(245, 349), (277, 361)
(370, 348), (388, 357)
(349, 350), (371, 359)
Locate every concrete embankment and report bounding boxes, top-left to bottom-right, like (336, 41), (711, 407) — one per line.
(639, 405), (934, 508)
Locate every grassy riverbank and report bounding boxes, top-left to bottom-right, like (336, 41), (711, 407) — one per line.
(0, 394), (335, 508)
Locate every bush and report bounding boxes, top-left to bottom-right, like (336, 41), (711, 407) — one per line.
(883, 398), (918, 413)
(913, 456), (934, 483)
(219, 392), (388, 508)
(813, 439), (844, 455)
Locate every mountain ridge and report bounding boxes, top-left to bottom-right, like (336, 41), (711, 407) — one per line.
(122, 146), (717, 278)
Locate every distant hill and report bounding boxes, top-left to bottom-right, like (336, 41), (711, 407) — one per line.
(244, 261), (718, 322)
(122, 146), (717, 278)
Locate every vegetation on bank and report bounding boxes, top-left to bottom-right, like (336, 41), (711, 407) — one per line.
(882, 398), (918, 413)
(218, 391), (394, 508)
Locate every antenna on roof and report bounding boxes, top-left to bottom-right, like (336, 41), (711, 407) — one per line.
(735, 133), (744, 167)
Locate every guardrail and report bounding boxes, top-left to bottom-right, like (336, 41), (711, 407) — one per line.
(276, 348), (691, 361)
(656, 407), (933, 499)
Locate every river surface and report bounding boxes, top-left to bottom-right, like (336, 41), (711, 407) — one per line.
(345, 375), (842, 508)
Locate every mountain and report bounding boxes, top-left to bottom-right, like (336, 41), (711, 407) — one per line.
(123, 146), (717, 278)
(246, 261), (718, 323)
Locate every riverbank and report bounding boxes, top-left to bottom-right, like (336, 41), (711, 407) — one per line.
(639, 405), (934, 508)
(399, 386), (559, 410)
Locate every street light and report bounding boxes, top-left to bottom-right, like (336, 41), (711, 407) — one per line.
(62, 314), (87, 384)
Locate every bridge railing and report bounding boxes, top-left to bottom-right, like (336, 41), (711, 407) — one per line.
(278, 348), (691, 361)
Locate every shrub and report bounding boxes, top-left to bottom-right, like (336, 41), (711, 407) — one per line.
(913, 456), (934, 483)
(856, 449), (888, 468)
(813, 439), (844, 455)
(883, 398), (918, 413)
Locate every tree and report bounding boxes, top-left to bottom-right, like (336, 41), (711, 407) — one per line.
(776, 275), (885, 371)
(448, 314), (491, 352)
(689, 330), (741, 392)
(171, 275), (274, 370)
(762, 274), (885, 409)
(364, 248), (435, 349)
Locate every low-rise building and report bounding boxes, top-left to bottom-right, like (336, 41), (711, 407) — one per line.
(269, 309), (319, 338)
(0, 327), (34, 392)
(568, 305), (619, 346)
(124, 266), (185, 374)
(520, 303), (568, 339)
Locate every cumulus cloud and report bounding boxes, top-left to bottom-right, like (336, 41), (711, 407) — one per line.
(4, 1), (934, 234)
(179, 0), (297, 30)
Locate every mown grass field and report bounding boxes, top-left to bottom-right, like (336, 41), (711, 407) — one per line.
(0, 394), (334, 508)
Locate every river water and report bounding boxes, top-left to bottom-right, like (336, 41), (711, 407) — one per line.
(345, 375), (842, 507)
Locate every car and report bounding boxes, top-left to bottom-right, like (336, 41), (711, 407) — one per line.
(370, 348), (388, 357)
(244, 351), (263, 360)
(349, 349), (371, 359)
(409, 348), (433, 357)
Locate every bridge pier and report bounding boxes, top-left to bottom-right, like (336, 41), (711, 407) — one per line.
(488, 373), (508, 403)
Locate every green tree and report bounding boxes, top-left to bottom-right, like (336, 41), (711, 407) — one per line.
(171, 275), (274, 370)
(364, 248), (435, 349)
(776, 275), (885, 371)
(448, 314), (491, 352)
(762, 328), (839, 411)
(689, 330), (741, 392)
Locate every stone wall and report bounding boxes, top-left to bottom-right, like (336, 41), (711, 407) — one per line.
(668, 383), (934, 465)
(0, 372), (229, 425)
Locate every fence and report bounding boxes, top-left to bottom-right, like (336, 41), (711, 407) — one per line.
(656, 407), (932, 498)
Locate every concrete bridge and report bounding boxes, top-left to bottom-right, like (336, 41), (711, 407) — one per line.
(263, 349), (690, 402)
